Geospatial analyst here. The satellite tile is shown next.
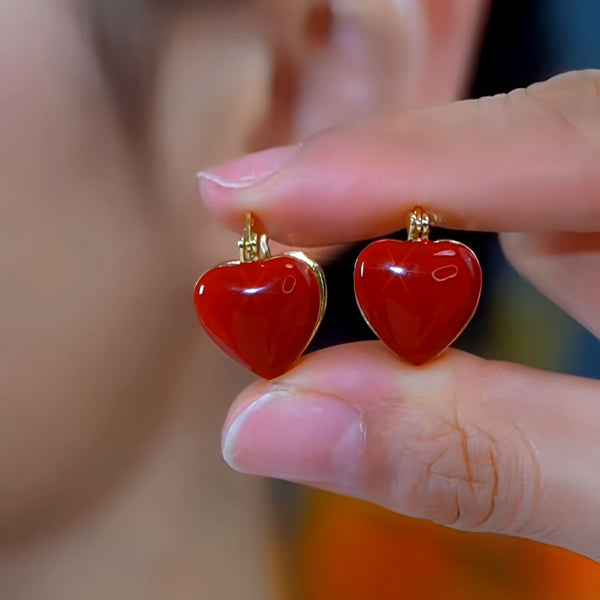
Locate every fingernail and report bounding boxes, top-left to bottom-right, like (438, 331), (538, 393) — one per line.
(197, 145), (299, 205)
(223, 392), (364, 486)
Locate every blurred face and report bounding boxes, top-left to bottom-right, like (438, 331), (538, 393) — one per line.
(0, 0), (268, 541)
(0, 0), (484, 544)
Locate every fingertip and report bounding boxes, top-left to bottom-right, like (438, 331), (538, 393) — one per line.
(197, 174), (234, 213)
(221, 389), (364, 485)
(197, 144), (300, 220)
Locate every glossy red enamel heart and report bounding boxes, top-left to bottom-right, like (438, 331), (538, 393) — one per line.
(354, 239), (482, 365)
(194, 254), (324, 379)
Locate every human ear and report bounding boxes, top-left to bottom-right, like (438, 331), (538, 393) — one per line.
(149, 0), (489, 251)
(253, 0), (490, 143)
(414, 0), (490, 105)
(153, 0), (489, 174)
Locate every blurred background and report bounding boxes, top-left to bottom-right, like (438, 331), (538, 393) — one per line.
(269, 1), (600, 598)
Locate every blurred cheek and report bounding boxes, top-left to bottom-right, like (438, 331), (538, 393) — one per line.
(0, 2), (194, 539)
(154, 10), (273, 265)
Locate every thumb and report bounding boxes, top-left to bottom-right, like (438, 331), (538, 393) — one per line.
(222, 342), (600, 561)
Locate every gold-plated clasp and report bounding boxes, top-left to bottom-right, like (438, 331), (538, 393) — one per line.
(408, 206), (430, 242)
(238, 212), (271, 262)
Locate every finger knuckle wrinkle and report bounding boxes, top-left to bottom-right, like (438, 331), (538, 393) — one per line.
(410, 411), (540, 535)
(526, 70), (600, 143)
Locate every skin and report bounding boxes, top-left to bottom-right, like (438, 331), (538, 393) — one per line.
(0, 1), (273, 597)
(201, 70), (600, 562)
(1, 0), (489, 596)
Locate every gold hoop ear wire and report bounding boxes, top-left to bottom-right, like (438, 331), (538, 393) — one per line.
(235, 211), (327, 349)
(238, 212), (271, 262)
(408, 206), (430, 241)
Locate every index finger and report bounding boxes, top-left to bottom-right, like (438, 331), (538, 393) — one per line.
(198, 70), (600, 246)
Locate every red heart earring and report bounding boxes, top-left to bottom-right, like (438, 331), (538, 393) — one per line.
(194, 213), (327, 379)
(354, 207), (482, 366)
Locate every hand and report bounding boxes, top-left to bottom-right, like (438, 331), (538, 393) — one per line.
(199, 70), (600, 561)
